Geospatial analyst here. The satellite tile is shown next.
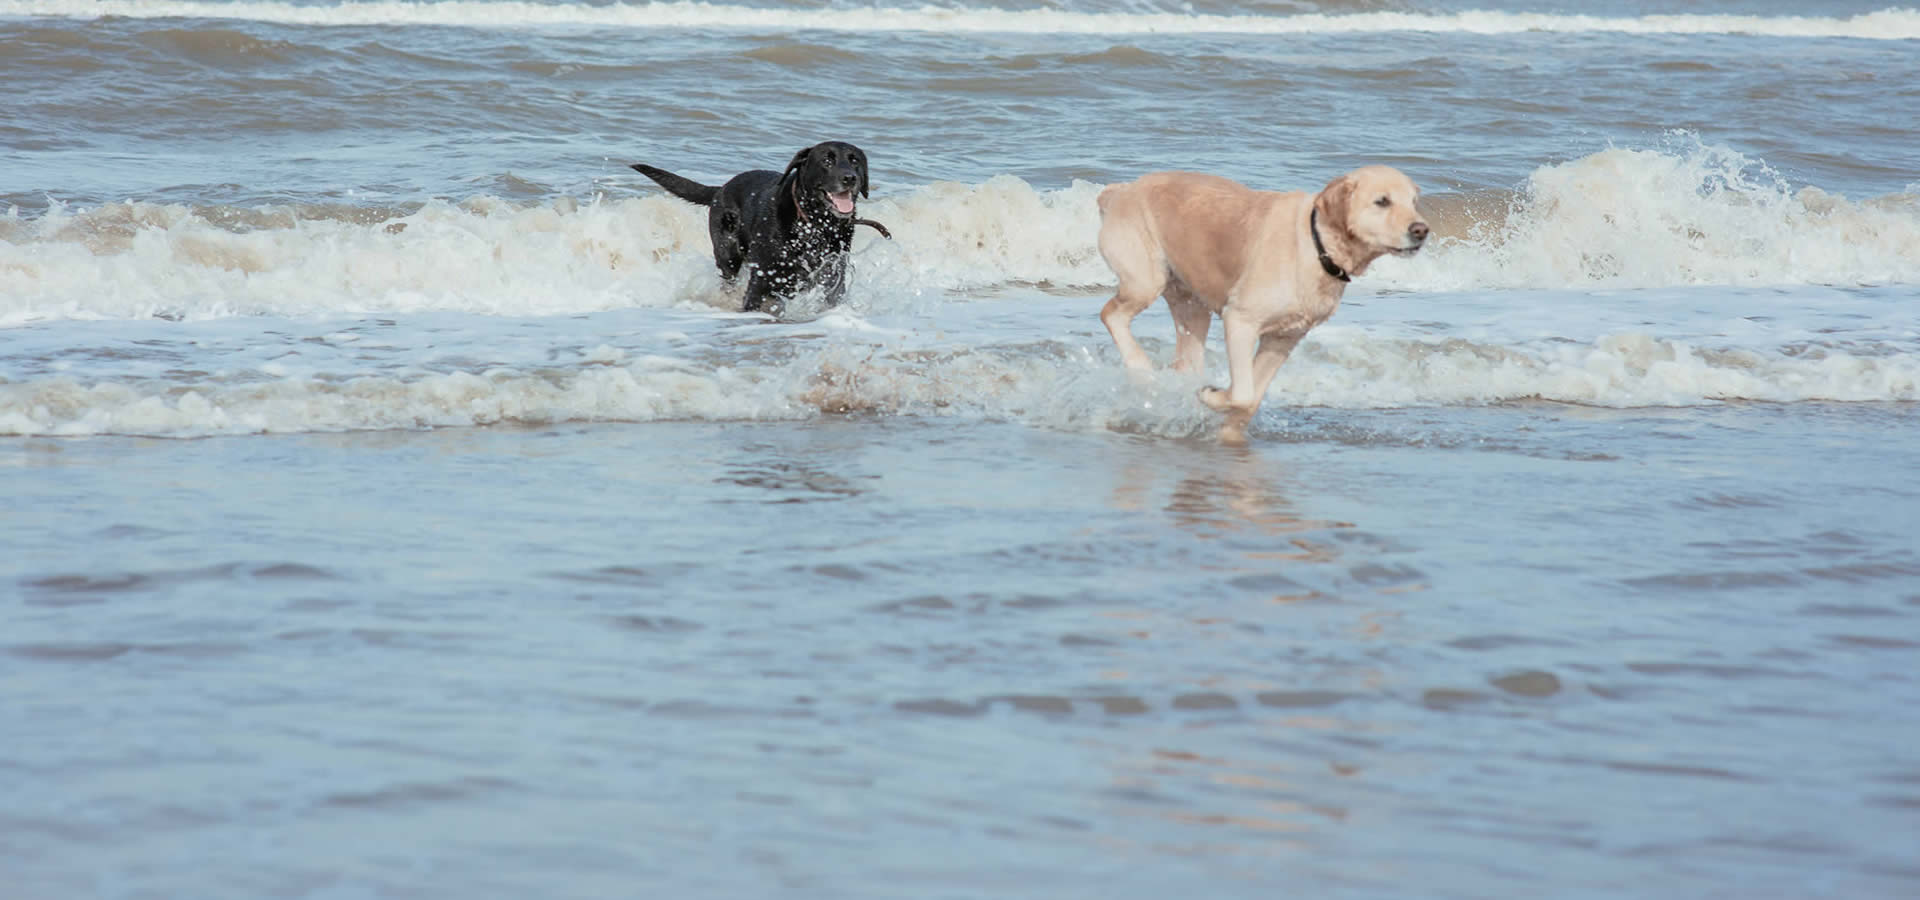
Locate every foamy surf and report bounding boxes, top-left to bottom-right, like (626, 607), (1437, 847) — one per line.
(4, 1), (1917, 40)
(5, 325), (1914, 438)
(0, 194), (733, 324)
(5, 143), (1918, 324)
(0, 178), (1107, 324)
(1382, 141), (1920, 292)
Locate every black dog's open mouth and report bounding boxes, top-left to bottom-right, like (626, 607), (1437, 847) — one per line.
(824, 190), (856, 217)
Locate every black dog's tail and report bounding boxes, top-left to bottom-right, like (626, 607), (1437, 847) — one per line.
(630, 163), (719, 207)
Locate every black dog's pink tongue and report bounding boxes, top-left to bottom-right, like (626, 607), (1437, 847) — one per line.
(828, 191), (855, 214)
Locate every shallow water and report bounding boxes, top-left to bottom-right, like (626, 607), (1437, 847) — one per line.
(8, 409), (1920, 897)
(4, 0), (1920, 897)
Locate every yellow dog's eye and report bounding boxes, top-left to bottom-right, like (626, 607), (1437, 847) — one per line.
(1374, 196), (1391, 207)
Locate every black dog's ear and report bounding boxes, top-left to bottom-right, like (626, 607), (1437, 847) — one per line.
(775, 146), (815, 230)
(780, 146), (814, 186)
(858, 158), (870, 200)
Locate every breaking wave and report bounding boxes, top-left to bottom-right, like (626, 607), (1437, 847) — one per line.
(4, 327), (1914, 438)
(4, 142), (1917, 325)
(1384, 139), (1920, 291)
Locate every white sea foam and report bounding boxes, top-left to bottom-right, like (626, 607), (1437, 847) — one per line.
(5, 143), (1917, 324)
(1289, 328), (1920, 408)
(0, 194), (729, 323)
(881, 141), (1920, 294)
(0, 179), (1100, 324)
(4, 327), (1913, 438)
(4, 1), (1917, 40)
(1380, 141), (1920, 292)
(861, 176), (1109, 291)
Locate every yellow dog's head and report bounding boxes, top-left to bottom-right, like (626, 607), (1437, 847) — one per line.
(1313, 165), (1429, 273)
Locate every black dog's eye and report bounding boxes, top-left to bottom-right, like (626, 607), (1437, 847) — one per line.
(824, 151), (837, 163)
(1374, 196), (1391, 208)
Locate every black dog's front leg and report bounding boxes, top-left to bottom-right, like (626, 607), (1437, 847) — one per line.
(714, 237), (748, 282)
(741, 269), (775, 314)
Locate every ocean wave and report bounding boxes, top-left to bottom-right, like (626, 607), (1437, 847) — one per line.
(4, 1), (1918, 40)
(0, 180), (1105, 324)
(1381, 139), (1920, 292)
(136, 26), (302, 66)
(0, 194), (733, 323)
(878, 140), (1920, 293)
(5, 142), (1918, 323)
(4, 330), (1913, 438)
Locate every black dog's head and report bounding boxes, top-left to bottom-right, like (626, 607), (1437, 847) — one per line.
(780, 141), (870, 223)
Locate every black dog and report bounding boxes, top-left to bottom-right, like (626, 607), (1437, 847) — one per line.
(631, 141), (889, 314)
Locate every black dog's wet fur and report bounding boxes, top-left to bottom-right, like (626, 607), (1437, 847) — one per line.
(632, 142), (883, 315)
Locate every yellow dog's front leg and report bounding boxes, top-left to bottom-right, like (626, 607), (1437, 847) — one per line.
(1200, 321), (1304, 443)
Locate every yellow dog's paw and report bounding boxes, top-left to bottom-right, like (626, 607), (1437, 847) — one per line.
(1197, 386), (1233, 411)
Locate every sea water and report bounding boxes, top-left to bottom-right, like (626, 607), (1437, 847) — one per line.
(3, 2), (1918, 897)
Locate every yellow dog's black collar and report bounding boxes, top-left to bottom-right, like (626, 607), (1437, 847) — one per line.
(1310, 208), (1350, 283)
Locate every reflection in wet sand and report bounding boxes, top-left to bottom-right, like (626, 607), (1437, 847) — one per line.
(1118, 445), (1356, 568)
(1106, 442), (1435, 610)
(1071, 445), (1438, 856)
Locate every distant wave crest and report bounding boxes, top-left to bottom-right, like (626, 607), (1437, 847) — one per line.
(3, 1), (1918, 40)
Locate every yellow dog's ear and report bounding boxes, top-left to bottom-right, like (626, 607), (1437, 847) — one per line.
(1314, 172), (1355, 238)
